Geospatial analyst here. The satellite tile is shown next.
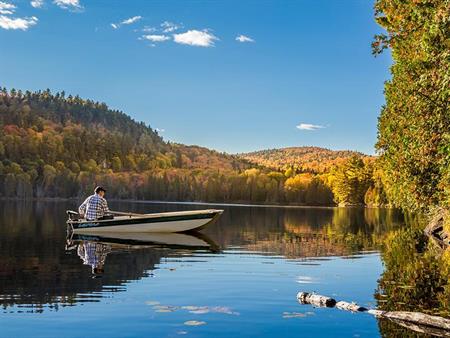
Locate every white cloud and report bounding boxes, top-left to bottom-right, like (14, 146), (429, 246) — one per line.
(0, 1), (39, 31)
(0, 15), (38, 30)
(122, 15), (141, 25)
(30, 0), (44, 8)
(296, 123), (326, 131)
(142, 34), (170, 42)
(0, 1), (15, 14)
(236, 34), (254, 43)
(111, 16), (142, 29)
(173, 29), (218, 47)
(161, 21), (180, 33)
(53, 0), (82, 11)
(156, 128), (165, 133)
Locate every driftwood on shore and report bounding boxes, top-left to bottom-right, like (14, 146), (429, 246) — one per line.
(297, 292), (450, 335)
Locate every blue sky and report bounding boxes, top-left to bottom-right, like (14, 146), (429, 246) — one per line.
(0, 0), (391, 155)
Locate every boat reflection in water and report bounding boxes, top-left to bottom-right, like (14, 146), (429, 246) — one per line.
(66, 231), (220, 277)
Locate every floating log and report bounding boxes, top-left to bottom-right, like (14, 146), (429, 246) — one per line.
(368, 309), (450, 331)
(297, 291), (450, 333)
(388, 318), (450, 337)
(296, 292), (336, 307)
(336, 301), (367, 312)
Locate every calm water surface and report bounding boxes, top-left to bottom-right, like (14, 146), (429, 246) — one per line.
(0, 202), (413, 337)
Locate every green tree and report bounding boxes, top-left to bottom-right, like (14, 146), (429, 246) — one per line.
(373, 0), (450, 212)
(284, 173), (314, 203)
(4, 173), (16, 197)
(111, 156), (122, 172)
(43, 164), (57, 192)
(69, 161), (81, 174)
(330, 156), (372, 206)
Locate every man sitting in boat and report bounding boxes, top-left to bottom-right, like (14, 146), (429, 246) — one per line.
(79, 186), (111, 221)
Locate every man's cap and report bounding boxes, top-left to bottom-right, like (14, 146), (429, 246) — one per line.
(94, 186), (106, 193)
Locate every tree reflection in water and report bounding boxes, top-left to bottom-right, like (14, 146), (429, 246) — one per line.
(375, 215), (450, 337)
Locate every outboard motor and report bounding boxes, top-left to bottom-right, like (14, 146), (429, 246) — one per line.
(66, 210), (80, 221)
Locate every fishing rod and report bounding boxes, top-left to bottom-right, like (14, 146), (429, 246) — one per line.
(109, 210), (148, 217)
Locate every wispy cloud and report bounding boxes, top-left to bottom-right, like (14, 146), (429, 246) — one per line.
(236, 34), (254, 43)
(0, 1), (15, 14)
(161, 21), (181, 33)
(111, 15), (142, 29)
(30, 0), (44, 8)
(296, 123), (326, 131)
(0, 15), (38, 30)
(141, 34), (170, 42)
(53, 0), (83, 11)
(142, 26), (156, 33)
(173, 29), (218, 47)
(122, 15), (141, 25)
(156, 128), (165, 133)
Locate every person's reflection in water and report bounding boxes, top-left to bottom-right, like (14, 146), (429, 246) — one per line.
(77, 241), (111, 277)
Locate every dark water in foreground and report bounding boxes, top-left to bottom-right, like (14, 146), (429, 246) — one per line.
(0, 201), (430, 337)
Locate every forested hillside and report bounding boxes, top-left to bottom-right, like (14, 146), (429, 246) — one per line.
(240, 147), (367, 173)
(0, 88), (386, 206)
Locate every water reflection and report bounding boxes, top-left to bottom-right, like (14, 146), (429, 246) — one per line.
(0, 202), (407, 318)
(69, 231), (219, 251)
(0, 202), (174, 312)
(205, 206), (405, 258)
(74, 241), (111, 276)
(375, 217), (450, 337)
(66, 231), (220, 278)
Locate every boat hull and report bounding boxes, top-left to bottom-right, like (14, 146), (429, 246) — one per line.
(71, 232), (217, 249)
(69, 209), (223, 233)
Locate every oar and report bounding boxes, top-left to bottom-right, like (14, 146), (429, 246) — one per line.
(109, 210), (147, 217)
(297, 292), (450, 333)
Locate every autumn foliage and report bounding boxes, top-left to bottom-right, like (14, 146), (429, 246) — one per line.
(0, 88), (385, 206)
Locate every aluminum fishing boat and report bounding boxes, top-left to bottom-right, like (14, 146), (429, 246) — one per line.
(67, 209), (223, 233)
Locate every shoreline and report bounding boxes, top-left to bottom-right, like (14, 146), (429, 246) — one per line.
(0, 197), (393, 210)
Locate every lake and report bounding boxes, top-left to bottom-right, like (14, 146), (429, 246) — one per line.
(0, 201), (428, 337)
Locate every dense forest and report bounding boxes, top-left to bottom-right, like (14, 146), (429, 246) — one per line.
(240, 147), (366, 173)
(0, 88), (387, 206)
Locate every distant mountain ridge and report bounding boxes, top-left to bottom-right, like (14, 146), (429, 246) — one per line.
(240, 147), (369, 173)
